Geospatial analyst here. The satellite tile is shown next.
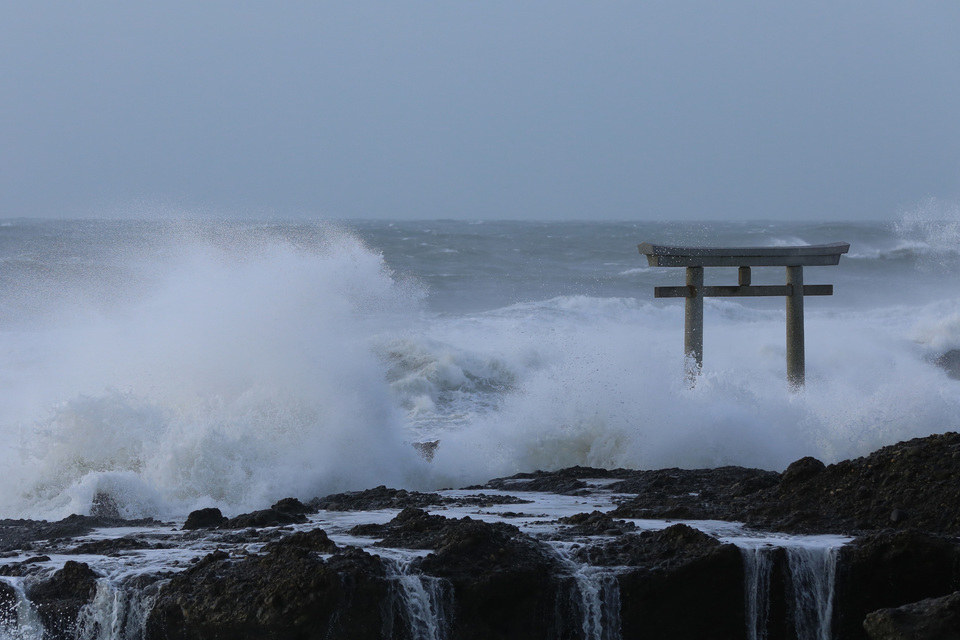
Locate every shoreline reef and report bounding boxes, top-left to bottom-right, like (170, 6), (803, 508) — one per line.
(2, 432), (960, 639)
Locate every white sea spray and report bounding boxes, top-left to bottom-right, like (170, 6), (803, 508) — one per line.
(0, 215), (959, 519)
(0, 221), (425, 519)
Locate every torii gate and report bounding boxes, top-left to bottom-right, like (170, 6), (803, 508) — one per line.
(637, 242), (849, 388)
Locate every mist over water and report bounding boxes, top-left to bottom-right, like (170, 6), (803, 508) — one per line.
(1, 211), (959, 520)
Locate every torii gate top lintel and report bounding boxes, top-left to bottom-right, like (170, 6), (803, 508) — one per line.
(637, 242), (850, 267)
(637, 241), (850, 389)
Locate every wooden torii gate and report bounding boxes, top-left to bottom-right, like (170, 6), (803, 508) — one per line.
(637, 242), (850, 388)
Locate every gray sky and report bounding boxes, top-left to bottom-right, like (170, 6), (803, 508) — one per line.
(2, 2), (959, 221)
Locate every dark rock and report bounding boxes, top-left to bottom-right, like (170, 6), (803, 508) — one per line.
(146, 541), (390, 640)
(834, 530), (960, 640)
(5, 432), (960, 639)
(207, 528), (270, 546)
(781, 456), (826, 486)
(350, 507), (451, 549)
(448, 492), (533, 507)
(220, 507), (307, 530)
(890, 508), (908, 524)
(609, 466), (781, 521)
(607, 465), (780, 498)
(555, 510), (637, 538)
(309, 485), (448, 511)
(261, 528), (337, 555)
(182, 508), (227, 530)
(0, 514), (161, 553)
(573, 523), (729, 568)
(612, 525), (747, 640)
(0, 555), (52, 578)
(27, 560), (100, 640)
(743, 431), (960, 534)
(0, 580), (18, 629)
(68, 536), (167, 556)
(480, 472), (588, 494)
(864, 591), (960, 639)
(606, 432), (960, 536)
(193, 549), (229, 568)
(469, 434), (960, 536)
(270, 497), (314, 517)
(310, 486), (529, 512)
(416, 517), (560, 640)
(475, 465), (659, 494)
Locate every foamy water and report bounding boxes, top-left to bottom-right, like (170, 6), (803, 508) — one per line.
(1, 208), (959, 520)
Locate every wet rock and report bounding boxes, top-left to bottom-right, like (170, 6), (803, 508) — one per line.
(350, 507), (451, 549)
(603, 432), (960, 536)
(352, 514), (751, 639)
(220, 507), (307, 530)
(310, 486), (529, 512)
(609, 466), (781, 521)
(270, 497), (313, 517)
(310, 485), (448, 511)
(890, 508), (909, 524)
(574, 523), (727, 568)
(480, 472), (589, 494)
(743, 431), (960, 534)
(27, 560), (100, 640)
(611, 525), (747, 640)
(864, 591), (960, 639)
(0, 514), (161, 552)
(449, 493), (533, 507)
(780, 456), (826, 486)
(146, 540), (389, 640)
(0, 580), (18, 628)
(415, 517), (560, 640)
(0, 555), (52, 578)
(182, 508), (227, 530)
(474, 465), (656, 494)
(68, 536), (166, 555)
(555, 510), (637, 537)
(834, 530), (960, 640)
(5, 431), (960, 639)
(261, 528), (337, 555)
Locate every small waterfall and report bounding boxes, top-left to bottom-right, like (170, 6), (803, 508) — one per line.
(75, 578), (159, 640)
(383, 557), (450, 640)
(0, 578), (43, 640)
(568, 568), (621, 640)
(0, 575), (160, 640)
(551, 545), (621, 640)
(786, 546), (839, 640)
(737, 540), (843, 640)
(741, 545), (774, 640)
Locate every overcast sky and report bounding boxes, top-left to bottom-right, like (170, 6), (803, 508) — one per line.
(2, 2), (959, 221)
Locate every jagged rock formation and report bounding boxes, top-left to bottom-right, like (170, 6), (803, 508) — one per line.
(26, 561), (100, 640)
(864, 591), (960, 640)
(1, 432), (960, 639)
(608, 431), (960, 536)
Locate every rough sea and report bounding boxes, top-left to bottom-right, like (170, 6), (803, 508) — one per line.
(2, 209), (959, 522)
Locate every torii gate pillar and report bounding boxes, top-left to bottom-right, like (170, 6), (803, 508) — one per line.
(786, 265), (805, 387)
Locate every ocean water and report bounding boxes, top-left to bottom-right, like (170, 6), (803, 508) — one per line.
(2, 207), (960, 521)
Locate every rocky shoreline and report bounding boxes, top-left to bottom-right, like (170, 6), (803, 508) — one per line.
(2, 432), (960, 639)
